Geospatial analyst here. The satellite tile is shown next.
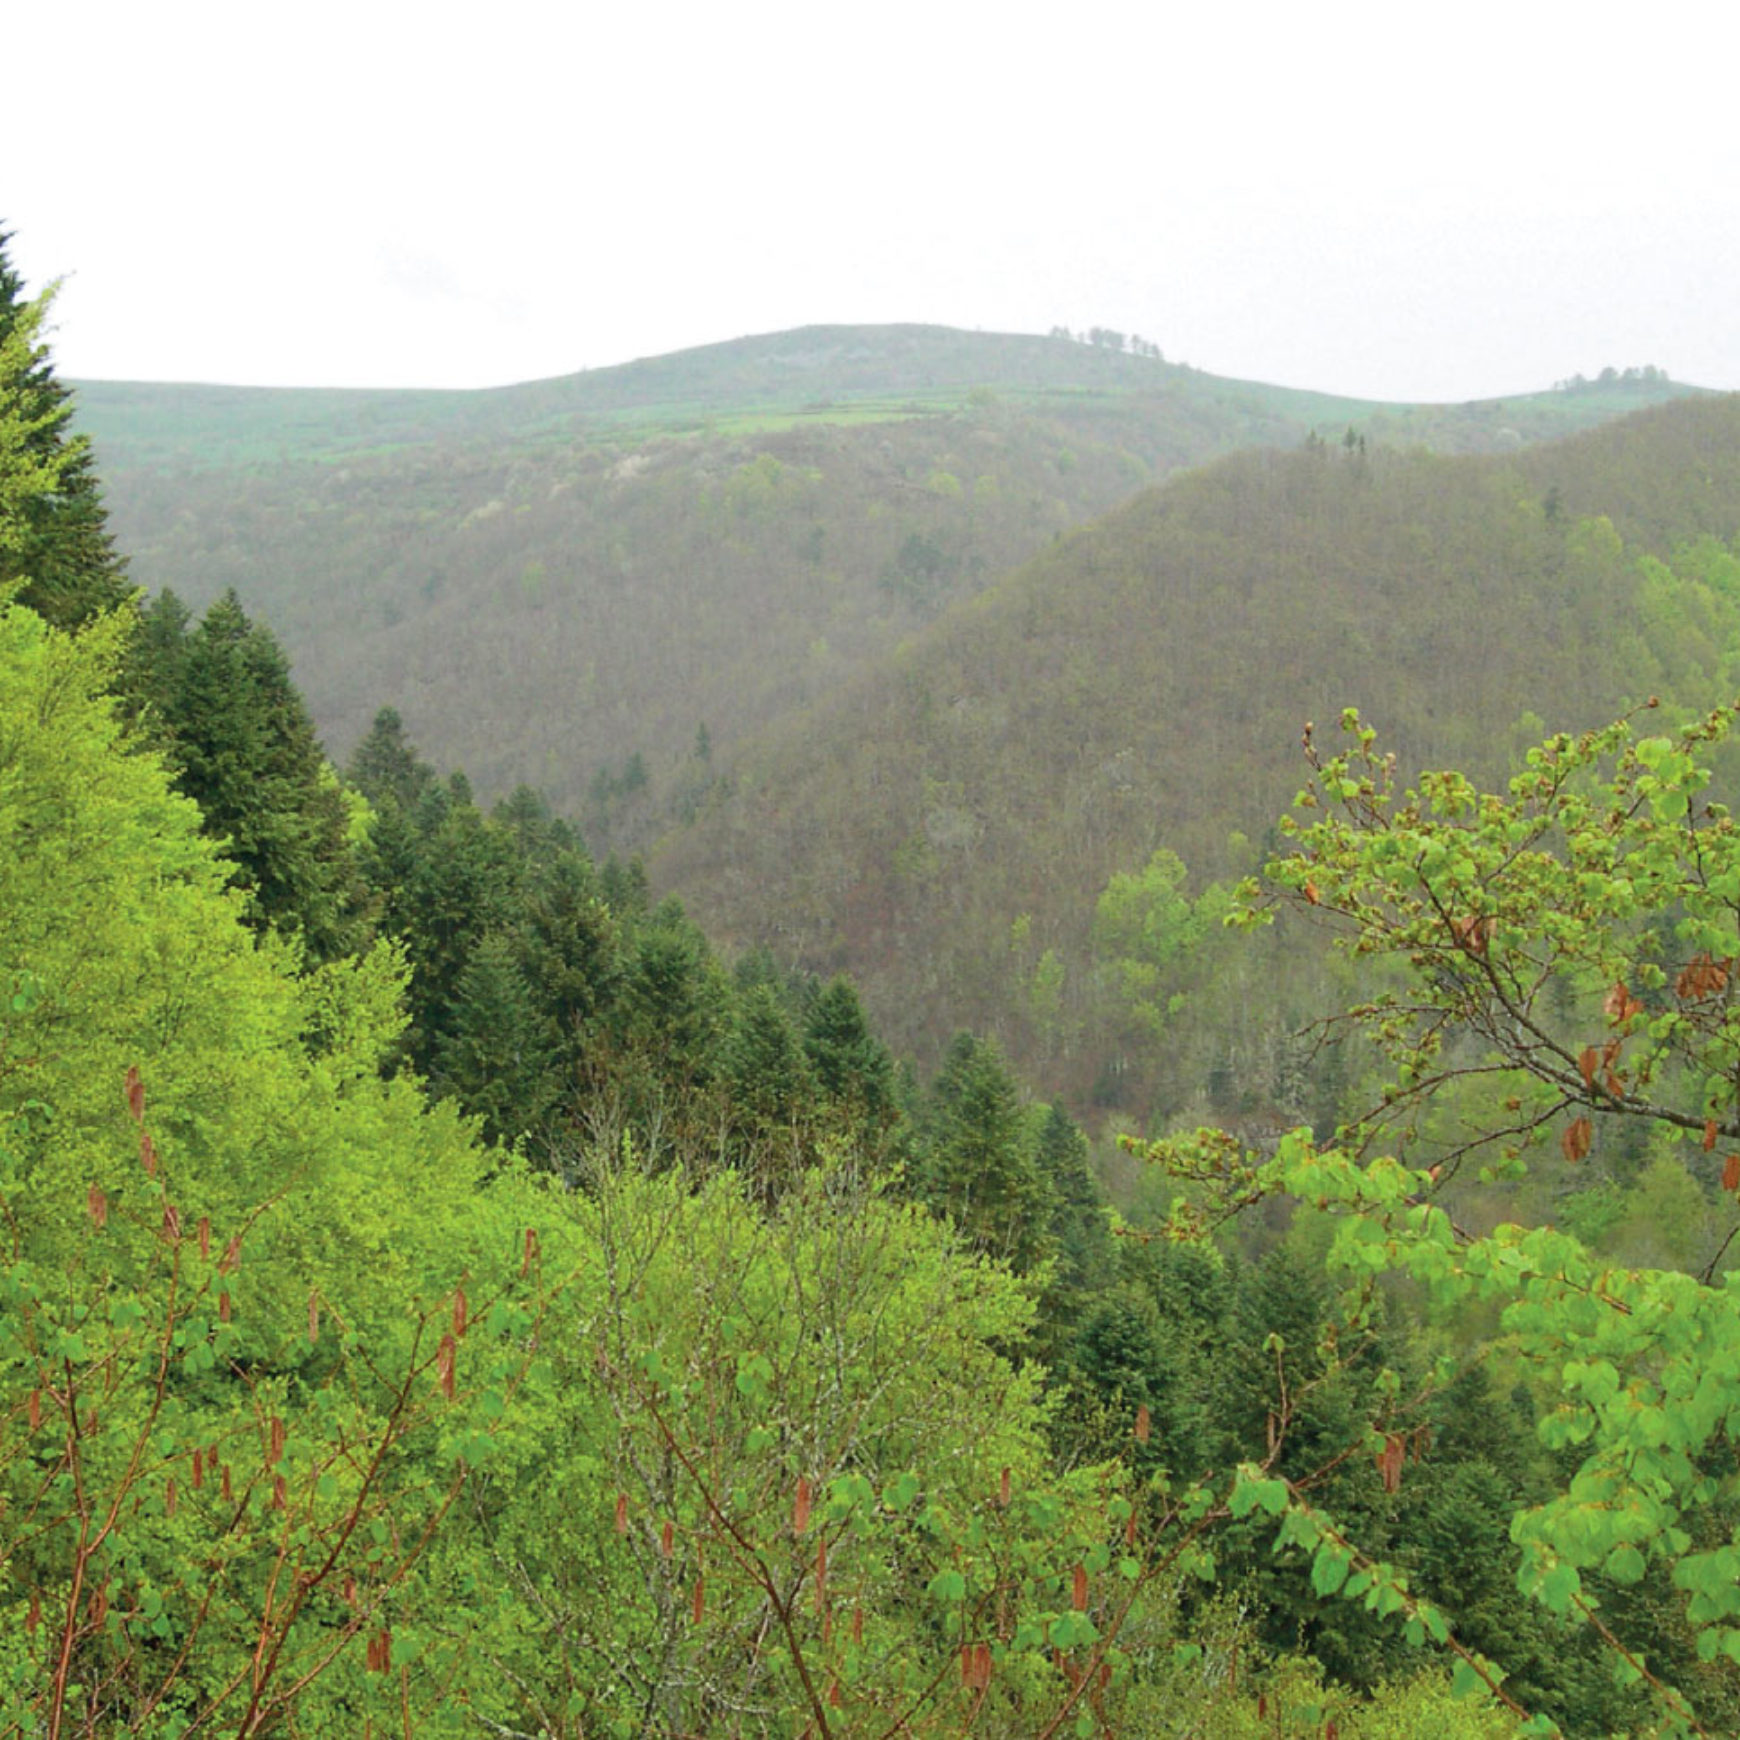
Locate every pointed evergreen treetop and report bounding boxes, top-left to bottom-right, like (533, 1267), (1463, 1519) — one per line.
(0, 228), (130, 628)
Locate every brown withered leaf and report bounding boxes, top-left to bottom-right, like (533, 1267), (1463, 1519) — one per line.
(124, 1065), (145, 1124)
(1724, 1153), (1740, 1194)
(268, 1416), (286, 1466)
(452, 1286), (468, 1339)
(1676, 953), (1732, 1001)
(197, 1216), (210, 1259)
(436, 1333), (456, 1401)
(660, 1519), (674, 1559)
(1578, 1046), (1599, 1091)
(1302, 879), (1320, 906)
(139, 1131), (158, 1176)
(691, 1576), (704, 1624)
(1705, 1119), (1720, 1152)
(87, 1185), (106, 1229)
(998, 1465), (1011, 1506)
(794, 1476), (812, 1536)
(28, 1390), (40, 1431)
(1072, 1563), (1089, 1610)
(1376, 1433), (1405, 1494)
(1135, 1403), (1151, 1445)
(1561, 1117), (1593, 1163)
(614, 1492), (628, 1536)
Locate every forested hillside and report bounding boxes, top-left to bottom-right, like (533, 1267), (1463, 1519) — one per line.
(78, 329), (1695, 845)
(19, 226), (1740, 1736)
(656, 397), (1740, 1116)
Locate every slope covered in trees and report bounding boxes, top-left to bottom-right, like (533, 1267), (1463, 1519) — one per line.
(76, 327), (1697, 846)
(31, 221), (1740, 1732)
(654, 396), (1740, 1113)
(2, 280), (1550, 1735)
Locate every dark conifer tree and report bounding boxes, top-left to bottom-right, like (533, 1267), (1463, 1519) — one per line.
(725, 984), (813, 1131)
(916, 1033), (1054, 1272)
(0, 230), (131, 629)
(517, 851), (619, 1073)
(347, 706), (437, 814)
(124, 588), (193, 719)
(1033, 1103), (1112, 1294)
(598, 856), (650, 918)
(372, 779), (521, 1075)
(434, 932), (554, 1148)
(802, 977), (896, 1133)
(493, 784), (580, 860)
(611, 902), (726, 1093)
(153, 590), (368, 964)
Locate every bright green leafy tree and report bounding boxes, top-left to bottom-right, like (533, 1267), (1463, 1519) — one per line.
(0, 598), (551, 1734)
(1140, 700), (1740, 1735)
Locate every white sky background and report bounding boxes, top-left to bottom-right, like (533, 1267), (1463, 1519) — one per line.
(9, 0), (1739, 402)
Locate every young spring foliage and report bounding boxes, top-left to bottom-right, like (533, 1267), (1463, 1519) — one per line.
(0, 597), (552, 1734)
(1143, 701), (1740, 1736)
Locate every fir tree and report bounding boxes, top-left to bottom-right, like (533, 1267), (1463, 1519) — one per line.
(157, 590), (368, 964)
(517, 849), (620, 1073)
(801, 976), (896, 1132)
(347, 705), (437, 813)
(0, 229), (130, 628)
(434, 931), (555, 1148)
(916, 1033), (1055, 1272)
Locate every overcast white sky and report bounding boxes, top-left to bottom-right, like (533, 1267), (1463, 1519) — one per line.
(10, 0), (1739, 402)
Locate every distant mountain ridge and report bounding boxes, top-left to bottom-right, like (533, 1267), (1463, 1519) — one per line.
(71, 324), (1709, 864)
(72, 322), (1705, 471)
